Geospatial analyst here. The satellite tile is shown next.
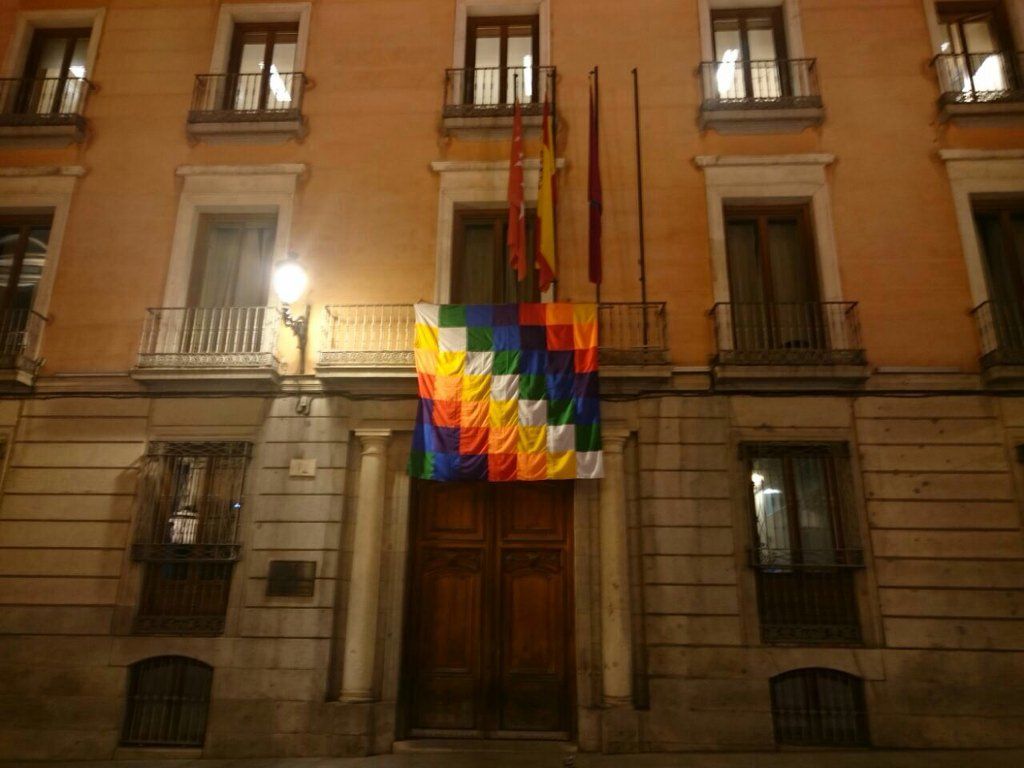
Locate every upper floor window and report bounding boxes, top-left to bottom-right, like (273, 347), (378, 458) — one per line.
(0, 214), (51, 363)
(189, 213), (277, 308)
(228, 22), (300, 112)
(934, 1), (1018, 102)
(971, 198), (1024, 365)
(466, 15), (539, 106)
(712, 7), (787, 101)
(451, 208), (539, 304)
(122, 656), (213, 747)
(770, 668), (869, 746)
(743, 443), (863, 644)
(11, 27), (90, 118)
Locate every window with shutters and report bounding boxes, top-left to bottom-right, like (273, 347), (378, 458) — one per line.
(131, 441), (251, 635)
(121, 656), (213, 747)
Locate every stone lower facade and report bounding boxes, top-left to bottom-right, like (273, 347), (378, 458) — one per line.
(1, 385), (1023, 760)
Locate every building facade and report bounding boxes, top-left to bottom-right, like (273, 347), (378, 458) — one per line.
(1, 0), (1024, 760)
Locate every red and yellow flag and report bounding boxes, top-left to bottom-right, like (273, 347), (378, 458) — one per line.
(535, 96), (556, 291)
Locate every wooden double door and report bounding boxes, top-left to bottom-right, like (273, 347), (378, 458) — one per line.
(401, 481), (574, 739)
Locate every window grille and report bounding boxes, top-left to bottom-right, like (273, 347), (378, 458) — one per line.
(132, 442), (251, 634)
(121, 656), (213, 748)
(266, 559), (316, 597)
(770, 668), (869, 746)
(741, 442), (864, 644)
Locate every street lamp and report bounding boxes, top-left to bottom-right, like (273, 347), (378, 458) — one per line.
(272, 252), (310, 374)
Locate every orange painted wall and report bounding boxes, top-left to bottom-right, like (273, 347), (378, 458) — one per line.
(2, 0), (1024, 374)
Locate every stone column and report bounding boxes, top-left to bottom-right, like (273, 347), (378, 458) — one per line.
(599, 429), (633, 705)
(340, 429), (391, 702)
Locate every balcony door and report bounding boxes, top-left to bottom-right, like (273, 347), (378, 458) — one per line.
(182, 213), (276, 356)
(17, 28), (90, 116)
(937, 1), (1016, 97)
(724, 204), (824, 357)
(711, 8), (788, 101)
(227, 23), (299, 112)
(451, 209), (539, 304)
(465, 16), (539, 107)
(0, 214), (51, 358)
(975, 199), (1024, 356)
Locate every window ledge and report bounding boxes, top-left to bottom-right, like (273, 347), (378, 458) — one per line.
(131, 363), (281, 390)
(0, 363), (39, 389)
(980, 363), (1024, 387)
(938, 97), (1024, 125)
(442, 111), (543, 138)
(699, 102), (824, 134)
(186, 114), (306, 143)
(712, 362), (870, 389)
(115, 748), (203, 760)
(0, 120), (86, 147)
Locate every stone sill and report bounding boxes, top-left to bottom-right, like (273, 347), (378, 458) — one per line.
(131, 366), (281, 390)
(442, 112), (542, 138)
(699, 105), (825, 134)
(0, 366), (36, 389)
(0, 122), (85, 147)
(980, 363), (1024, 388)
(187, 117), (306, 143)
(712, 363), (870, 389)
(938, 99), (1024, 125)
(114, 747), (203, 760)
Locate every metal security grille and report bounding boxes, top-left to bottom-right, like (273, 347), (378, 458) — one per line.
(741, 443), (864, 644)
(133, 442), (250, 634)
(770, 668), (869, 746)
(121, 656), (213, 747)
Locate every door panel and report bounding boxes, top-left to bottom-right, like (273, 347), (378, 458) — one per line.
(403, 480), (573, 738)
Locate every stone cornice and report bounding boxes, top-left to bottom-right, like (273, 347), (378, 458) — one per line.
(0, 165), (87, 178)
(694, 153), (836, 168)
(938, 149), (1024, 162)
(176, 163), (308, 177)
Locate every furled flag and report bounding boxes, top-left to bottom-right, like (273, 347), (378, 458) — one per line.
(588, 68), (602, 286)
(535, 96), (557, 291)
(507, 96), (527, 281)
(408, 302), (603, 482)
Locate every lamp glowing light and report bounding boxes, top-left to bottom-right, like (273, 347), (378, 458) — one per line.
(272, 254), (309, 305)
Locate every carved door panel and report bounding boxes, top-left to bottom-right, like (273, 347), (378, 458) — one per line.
(403, 480), (573, 738)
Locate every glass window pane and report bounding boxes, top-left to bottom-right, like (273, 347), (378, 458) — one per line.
(963, 18), (998, 53)
(747, 21), (778, 60)
(455, 220), (496, 304)
(473, 33), (501, 104)
(192, 215), (276, 307)
(791, 456), (837, 561)
(751, 457), (791, 558)
(506, 32), (533, 102)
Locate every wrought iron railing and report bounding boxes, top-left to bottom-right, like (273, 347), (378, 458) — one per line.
(0, 308), (45, 371)
(752, 548), (864, 645)
(188, 71), (306, 122)
(0, 76), (90, 126)
(699, 58), (821, 109)
(318, 302), (668, 368)
(972, 300), (1024, 367)
(137, 306), (280, 370)
(933, 51), (1024, 104)
(444, 65), (555, 117)
(710, 301), (865, 366)
(132, 495), (242, 562)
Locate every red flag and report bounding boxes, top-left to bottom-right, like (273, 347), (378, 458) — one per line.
(588, 70), (602, 286)
(507, 97), (527, 281)
(535, 95), (556, 292)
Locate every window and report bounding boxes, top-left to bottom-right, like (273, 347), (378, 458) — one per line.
(465, 16), (539, 106)
(770, 668), (869, 746)
(711, 7), (787, 101)
(132, 441), (251, 634)
(743, 443), (863, 644)
(122, 656), (213, 747)
(0, 214), (50, 362)
(451, 208), (539, 303)
(973, 199), (1024, 362)
(9, 27), (90, 118)
(935, 1), (1017, 101)
(226, 22), (300, 112)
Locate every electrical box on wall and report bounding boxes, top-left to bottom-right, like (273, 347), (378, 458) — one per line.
(289, 458), (317, 477)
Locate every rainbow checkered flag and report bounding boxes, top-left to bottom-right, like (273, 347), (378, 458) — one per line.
(408, 303), (604, 482)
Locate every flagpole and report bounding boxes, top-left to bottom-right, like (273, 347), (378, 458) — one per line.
(631, 67), (649, 347)
(591, 66), (601, 305)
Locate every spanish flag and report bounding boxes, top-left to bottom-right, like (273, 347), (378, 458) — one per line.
(535, 96), (556, 291)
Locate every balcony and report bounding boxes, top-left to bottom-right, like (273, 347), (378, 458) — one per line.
(709, 302), (868, 387)
(698, 58), (823, 133)
(0, 309), (45, 386)
(442, 65), (555, 136)
(933, 52), (1024, 123)
(752, 548), (864, 645)
(316, 302), (669, 383)
(132, 306), (281, 386)
(971, 300), (1024, 384)
(186, 72), (307, 142)
(0, 76), (91, 145)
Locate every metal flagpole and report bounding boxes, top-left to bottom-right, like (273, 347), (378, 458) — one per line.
(591, 66), (601, 305)
(632, 67), (649, 346)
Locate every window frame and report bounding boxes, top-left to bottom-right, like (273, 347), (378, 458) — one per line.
(451, 206), (540, 303)
(225, 20), (301, 112)
(0, 212), (53, 315)
(937, 1), (1014, 52)
(464, 15), (540, 106)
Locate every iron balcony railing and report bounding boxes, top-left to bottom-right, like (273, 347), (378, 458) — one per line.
(132, 495), (243, 562)
(318, 302), (668, 368)
(136, 306), (281, 371)
(752, 548), (864, 645)
(933, 51), (1024, 104)
(710, 301), (866, 366)
(0, 308), (45, 372)
(699, 58), (821, 109)
(444, 65), (555, 118)
(188, 71), (306, 123)
(0, 75), (90, 127)
(134, 561), (234, 635)
(971, 300), (1024, 367)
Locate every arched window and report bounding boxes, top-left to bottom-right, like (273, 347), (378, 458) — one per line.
(770, 668), (868, 746)
(122, 656), (213, 747)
